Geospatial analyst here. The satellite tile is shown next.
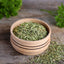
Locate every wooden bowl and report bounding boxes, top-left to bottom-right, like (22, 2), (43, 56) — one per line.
(10, 18), (51, 55)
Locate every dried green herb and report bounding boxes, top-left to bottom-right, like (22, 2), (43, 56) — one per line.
(13, 22), (47, 41)
(29, 42), (64, 64)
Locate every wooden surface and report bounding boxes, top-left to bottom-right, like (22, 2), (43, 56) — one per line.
(23, 0), (64, 10)
(0, 9), (64, 64)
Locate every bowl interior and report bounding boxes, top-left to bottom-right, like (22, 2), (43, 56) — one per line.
(11, 18), (51, 41)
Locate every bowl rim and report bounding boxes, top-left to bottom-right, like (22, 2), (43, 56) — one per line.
(10, 18), (51, 42)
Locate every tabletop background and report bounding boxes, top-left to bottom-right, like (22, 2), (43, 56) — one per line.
(23, 0), (64, 10)
(0, 0), (64, 64)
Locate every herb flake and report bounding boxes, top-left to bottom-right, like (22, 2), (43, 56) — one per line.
(13, 22), (47, 41)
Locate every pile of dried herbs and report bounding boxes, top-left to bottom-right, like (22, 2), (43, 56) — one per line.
(13, 22), (47, 41)
(29, 42), (64, 64)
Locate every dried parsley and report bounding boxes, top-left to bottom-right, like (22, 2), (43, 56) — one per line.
(29, 42), (64, 64)
(13, 22), (47, 41)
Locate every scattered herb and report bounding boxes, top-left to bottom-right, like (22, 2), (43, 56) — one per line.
(29, 42), (64, 64)
(13, 22), (47, 41)
(55, 3), (64, 28)
(0, 0), (22, 19)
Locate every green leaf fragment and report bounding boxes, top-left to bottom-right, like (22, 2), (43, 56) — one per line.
(13, 22), (47, 41)
(29, 42), (64, 64)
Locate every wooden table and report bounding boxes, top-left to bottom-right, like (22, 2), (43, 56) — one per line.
(0, 9), (64, 64)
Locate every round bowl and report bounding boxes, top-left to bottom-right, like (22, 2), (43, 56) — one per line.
(10, 18), (51, 55)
